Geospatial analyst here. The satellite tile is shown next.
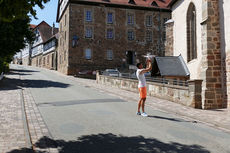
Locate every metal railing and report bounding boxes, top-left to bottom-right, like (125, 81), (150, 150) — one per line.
(102, 73), (189, 87)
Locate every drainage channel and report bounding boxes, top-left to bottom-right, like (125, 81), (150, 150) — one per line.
(18, 68), (34, 150)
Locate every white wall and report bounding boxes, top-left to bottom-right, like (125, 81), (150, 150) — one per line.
(31, 30), (43, 57)
(223, 0), (230, 53)
(172, 0), (202, 79)
(21, 44), (30, 58)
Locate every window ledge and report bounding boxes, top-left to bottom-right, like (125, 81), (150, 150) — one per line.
(187, 58), (198, 64)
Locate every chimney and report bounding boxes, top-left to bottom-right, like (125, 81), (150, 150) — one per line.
(52, 22), (55, 35)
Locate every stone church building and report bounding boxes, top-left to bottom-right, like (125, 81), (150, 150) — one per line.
(165, 0), (230, 109)
(56, 0), (171, 75)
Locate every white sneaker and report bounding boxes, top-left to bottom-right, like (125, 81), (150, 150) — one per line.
(136, 112), (141, 115)
(141, 112), (148, 117)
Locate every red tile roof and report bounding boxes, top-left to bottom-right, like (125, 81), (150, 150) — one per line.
(30, 24), (36, 29)
(33, 21), (59, 42)
(153, 0), (173, 8)
(57, 0), (172, 22)
(78, 0), (173, 9)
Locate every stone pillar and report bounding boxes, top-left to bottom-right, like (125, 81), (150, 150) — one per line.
(218, 0), (228, 108)
(165, 19), (174, 56)
(226, 51), (230, 108)
(201, 0), (223, 109)
(188, 80), (203, 109)
(96, 70), (100, 84)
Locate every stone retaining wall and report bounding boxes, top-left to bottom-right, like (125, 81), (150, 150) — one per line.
(97, 73), (202, 109)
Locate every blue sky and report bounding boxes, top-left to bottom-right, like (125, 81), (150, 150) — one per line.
(30, 0), (58, 27)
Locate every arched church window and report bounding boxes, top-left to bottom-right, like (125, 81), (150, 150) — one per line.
(187, 3), (197, 62)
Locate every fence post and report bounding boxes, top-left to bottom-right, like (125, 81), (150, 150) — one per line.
(96, 70), (100, 84)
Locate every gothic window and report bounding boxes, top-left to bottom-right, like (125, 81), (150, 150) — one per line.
(65, 14), (67, 26)
(187, 3), (197, 62)
(163, 18), (168, 42)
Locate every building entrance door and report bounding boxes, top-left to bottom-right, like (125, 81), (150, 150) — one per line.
(126, 51), (135, 65)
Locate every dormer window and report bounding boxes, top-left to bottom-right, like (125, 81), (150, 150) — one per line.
(128, 0), (136, 5)
(151, 1), (158, 7)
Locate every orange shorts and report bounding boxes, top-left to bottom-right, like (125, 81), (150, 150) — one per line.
(138, 87), (147, 99)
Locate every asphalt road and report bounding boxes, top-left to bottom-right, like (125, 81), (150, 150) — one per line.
(13, 65), (230, 153)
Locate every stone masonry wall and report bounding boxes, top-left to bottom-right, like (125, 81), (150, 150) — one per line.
(31, 55), (43, 68)
(226, 52), (230, 108)
(165, 20), (174, 56)
(22, 56), (30, 66)
(201, 0), (223, 109)
(58, 6), (70, 74)
(97, 73), (202, 108)
(42, 51), (56, 70)
(63, 3), (171, 75)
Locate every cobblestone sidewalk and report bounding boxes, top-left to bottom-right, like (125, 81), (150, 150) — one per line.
(0, 74), (29, 153)
(0, 70), (58, 153)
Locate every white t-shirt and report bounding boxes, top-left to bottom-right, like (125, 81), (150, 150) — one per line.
(136, 69), (146, 88)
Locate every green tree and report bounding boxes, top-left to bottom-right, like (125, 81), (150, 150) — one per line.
(0, 17), (34, 58)
(0, 0), (50, 73)
(0, 0), (50, 22)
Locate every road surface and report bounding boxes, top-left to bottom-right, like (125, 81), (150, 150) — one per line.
(12, 65), (230, 153)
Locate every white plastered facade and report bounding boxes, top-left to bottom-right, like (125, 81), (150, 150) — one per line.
(171, 0), (202, 80)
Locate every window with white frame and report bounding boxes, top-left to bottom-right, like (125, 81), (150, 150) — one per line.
(127, 13), (134, 25)
(127, 29), (135, 40)
(85, 48), (92, 60)
(85, 27), (93, 38)
(107, 50), (113, 60)
(107, 12), (113, 24)
(85, 10), (92, 22)
(107, 29), (114, 39)
(146, 30), (153, 42)
(146, 15), (153, 27)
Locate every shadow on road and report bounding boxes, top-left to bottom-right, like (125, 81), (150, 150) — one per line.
(0, 77), (70, 90)
(7, 71), (32, 76)
(148, 115), (195, 123)
(9, 68), (40, 73)
(7, 134), (210, 153)
(37, 98), (126, 107)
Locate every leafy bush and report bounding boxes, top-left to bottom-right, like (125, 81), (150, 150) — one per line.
(0, 58), (9, 74)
